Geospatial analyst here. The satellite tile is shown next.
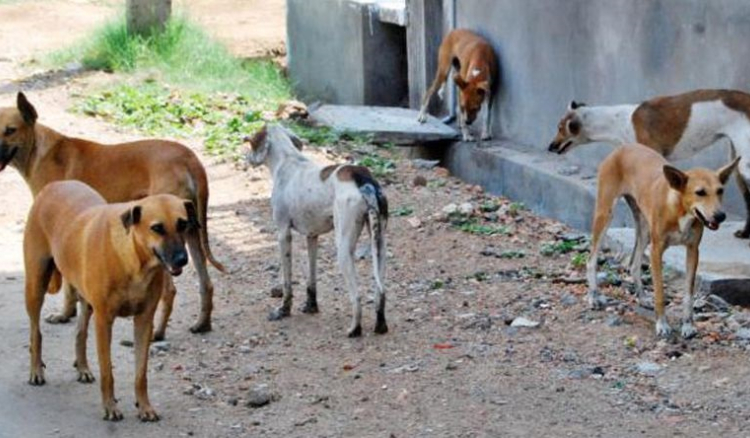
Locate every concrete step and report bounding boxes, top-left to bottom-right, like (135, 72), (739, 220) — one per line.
(443, 140), (750, 301)
(310, 105), (459, 144)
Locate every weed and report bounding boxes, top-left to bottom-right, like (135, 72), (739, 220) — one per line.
(540, 240), (579, 256)
(357, 154), (396, 178)
(450, 213), (510, 236)
(430, 279), (445, 290)
(499, 250), (525, 259)
(570, 252), (589, 268)
(427, 179), (447, 189)
(508, 202), (526, 216)
(393, 206), (414, 217)
(479, 200), (500, 213)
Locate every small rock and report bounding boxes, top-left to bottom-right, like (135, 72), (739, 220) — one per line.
(151, 341), (170, 352)
(294, 417), (318, 427)
(458, 202), (474, 215)
(736, 328), (750, 340)
(238, 345), (252, 354)
(442, 204), (459, 215)
(227, 397), (239, 406)
(411, 159), (440, 170)
(412, 175), (428, 187)
(558, 165), (580, 176)
(560, 293), (578, 307)
(246, 385), (277, 408)
(195, 387), (216, 400)
(434, 167), (450, 178)
(470, 185), (483, 194)
(636, 362), (662, 377)
(510, 317), (540, 328)
(120, 339), (134, 347)
(407, 217), (423, 229)
(605, 316), (623, 327)
(269, 285), (283, 298)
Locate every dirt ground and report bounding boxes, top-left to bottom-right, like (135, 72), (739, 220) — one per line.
(2, 1), (750, 438)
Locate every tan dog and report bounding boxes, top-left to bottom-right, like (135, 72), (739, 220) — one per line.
(24, 180), (196, 421)
(417, 29), (497, 142)
(587, 144), (739, 338)
(0, 92), (224, 339)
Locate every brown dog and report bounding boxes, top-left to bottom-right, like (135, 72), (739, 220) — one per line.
(587, 144), (739, 338)
(0, 92), (224, 339)
(24, 180), (197, 421)
(417, 29), (497, 142)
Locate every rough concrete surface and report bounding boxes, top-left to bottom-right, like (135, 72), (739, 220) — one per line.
(310, 104), (458, 144)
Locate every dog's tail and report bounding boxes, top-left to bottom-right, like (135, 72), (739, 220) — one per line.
(353, 169), (388, 331)
(189, 158), (227, 273)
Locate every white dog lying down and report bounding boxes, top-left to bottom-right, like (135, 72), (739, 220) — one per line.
(244, 125), (389, 337)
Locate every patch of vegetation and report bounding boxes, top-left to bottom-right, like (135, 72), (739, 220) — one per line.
(392, 206), (414, 217)
(76, 83), (267, 157)
(356, 154), (396, 179)
(570, 252), (589, 268)
(508, 202), (526, 216)
(430, 279), (445, 290)
(427, 179), (447, 189)
(499, 250), (525, 259)
(479, 200), (500, 213)
(450, 213), (510, 236)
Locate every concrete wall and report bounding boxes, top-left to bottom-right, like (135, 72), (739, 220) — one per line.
(287, 0), (408, 107)
(429, 0), (750, 216)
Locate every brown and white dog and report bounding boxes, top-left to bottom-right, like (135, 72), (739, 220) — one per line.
(549, 89), (750, 240)
(587, 144), (738, 338)
(244, 125), (388, 337)
(0, 92), (224, 339)
(24, 180), (197, 421)
(417, 29), (497, 142)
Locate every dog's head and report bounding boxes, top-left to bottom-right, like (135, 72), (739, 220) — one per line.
(0, 92), (37, 171)
(664, 157), (740, 231)
(454, 73), (489, 125)
(243, 124), (304, 167)
(548, 101), (588, 154)
(120, 195), (200, 276)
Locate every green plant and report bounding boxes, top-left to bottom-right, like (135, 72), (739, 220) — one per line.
(393, 206), (414, 217)
(540, 240), (578, 256)
(450, 214), (509, 236)
(499, 250), (525, 259)
(357, 154), (396, 178)
(570, 252), (588, 268)
(508, 202), (526, 216)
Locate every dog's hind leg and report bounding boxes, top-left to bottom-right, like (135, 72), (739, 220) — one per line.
(335, 209), (366, 337)
(368, 210), (388, 334)
(630, 216), (652, 309)
(152, 277), (177, 340)
(45, 280), (78, 324)
(301, 235), (320, 314)
(269, 226), (293, 321)
(586, 175), (620, 310)
(25, 258), (53, 386)
(729, 142), (750, 238)
(186, 233), (213, 333)
(74, 298), (95, 383)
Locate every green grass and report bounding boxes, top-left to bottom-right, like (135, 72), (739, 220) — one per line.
(52, 14), (294, 157)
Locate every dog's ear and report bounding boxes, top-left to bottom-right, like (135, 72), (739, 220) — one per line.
(663, 165), (688, 191)
(246, 125), (268, 151)
(569, 100), (586, 111)
(287, 130), (304, 151)
(568, 118), (582, 135)
(453, 74), (468, 90)
(184, 201), (201, 230)
(17, 92), (38, 125)
(120, 205), (142, 230)
(718, 156), (741, 184)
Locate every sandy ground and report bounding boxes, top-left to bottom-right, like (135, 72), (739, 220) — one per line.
(2, 2), (750, 437)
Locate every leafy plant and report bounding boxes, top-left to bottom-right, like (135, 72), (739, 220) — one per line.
(393, 206), (414, 217)
(357, 154), (396, 178)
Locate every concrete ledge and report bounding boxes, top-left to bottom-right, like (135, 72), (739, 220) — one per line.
(444, 140), (633, 231)
(377, 1), (407, 26)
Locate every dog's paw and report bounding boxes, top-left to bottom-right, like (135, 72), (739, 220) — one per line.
(480, 132), (492, 141)
(680, 322), (698, 339)
(347, 324), (362, 338)
(268, 306), (291, 321)
(77, 368), (96, 384)
(45, 312), (74, 324)
(189, 319), (211, 334)
(587, 290), (607, 310)
(299, 300), (319, 314)
(655, 317), (673, 339)
(28, 368), (46, 386)
(137, 405), (160, 422)
(374, 320), (389, 335)
(735, 229), (750, 239)
(462, 133), (476, 142)
(103, 405), (124, 422)
(151, 330), (166, 342)
(416, 114), (427, 124)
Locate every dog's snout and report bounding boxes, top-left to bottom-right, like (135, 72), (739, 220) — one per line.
(172, 250), (188, 268)
(548, 142), (559, 152)
(714, 211), (727, 224)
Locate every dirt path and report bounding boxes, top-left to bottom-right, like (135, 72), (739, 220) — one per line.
(2, 2), (750, 438)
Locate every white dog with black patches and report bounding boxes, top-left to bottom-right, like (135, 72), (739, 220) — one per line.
(244, 125), (388, 337)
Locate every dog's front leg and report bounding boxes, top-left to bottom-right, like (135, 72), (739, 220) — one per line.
(152, 278), (176, 341)
(134, 309), (159, 421)
(650, 241), (672, 338)
(681, 241), (700, 339)
(301, 235), (320, 314)
(269, 227), (293, 320)
(95, 312), (122, 421)
(458, 110), (475, 142)
(480, 95), (492, 141)
(74, 300), (95, 383)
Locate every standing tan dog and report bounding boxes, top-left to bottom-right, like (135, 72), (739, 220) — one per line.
(587, 144), (739, 338)
(0, 92), (224, 339)
(24, 181), (197, 421)
(417, 29), (497, 142)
